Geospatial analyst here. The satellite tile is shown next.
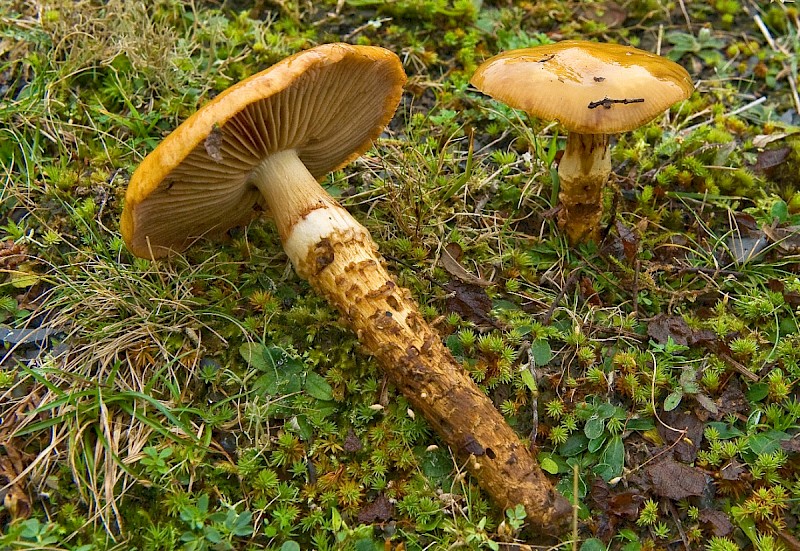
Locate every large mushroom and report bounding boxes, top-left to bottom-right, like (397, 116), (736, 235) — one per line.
(471, 40), (693, 243)
(121, 44), (570, 533)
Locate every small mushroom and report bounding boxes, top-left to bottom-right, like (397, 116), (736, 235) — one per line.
(471, 40), (693, 243)
(121, 44), (570, 533)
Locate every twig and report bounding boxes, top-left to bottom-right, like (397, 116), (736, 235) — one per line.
(677, 0), (692, 32)
(667, 500), (691, 551)
(753, 13), (777, 51)
(543, 270), (579, 325)
(572, 464), (579, 551)
(717, 351), (760, 382)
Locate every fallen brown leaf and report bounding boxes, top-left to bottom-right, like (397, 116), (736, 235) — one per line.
(357, 493), (394, 524)
(0, 443), (31, 521)
(439, 243), (492, 287)
(645, 457), (708, 500)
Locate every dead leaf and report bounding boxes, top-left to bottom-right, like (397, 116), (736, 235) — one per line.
(719, 459), (745, 481)
(0, 444), (31, 521)
(645, 457), (708, 500)
(444, 280), (493, 326)
(781, 434), (800, 454)
(0, 240), (27, 270)
(590, 478), (643, 540)
(714, 378), (750, 419)
(343, 429), (362, 453)
(576, 0), (627, 27)
(700, 508), (734, 536)
(762, 224), (800, 254)
(439, 243), (491, 287)
(752, 132), (792, 148)
(579, 276), (602, 307)
(658, 409), (704, 463)
(357, 493), (394, 524)
(615, 220), (639, 264)
(647, 314), (693, 346)
(754, 146), (791, 176)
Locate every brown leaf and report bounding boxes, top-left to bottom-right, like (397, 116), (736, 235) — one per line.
(589, 478), (644, 541)
(645, 457), (708, 500)
(0, 240), (28, 271)
(579, 276), (602, 307)
(700, 508), (734, 536)
(781, 434), (800, 454)
(439, 243), (491, 287)
(357, 493), (394, 524)
(754, 146), (791, 175)
(715, 378), (750, 419)
(763, 224), (800, 254)
(719, 459), (746, 481)
(658, 409), (704, 463)
(647, 314), (693, 346)
(444, 280), (493, 326)
(343, 429), (362, 453)
(576, 0), (627, 27)
(615, 220), (639, 263)
(0, 444), (31, 521)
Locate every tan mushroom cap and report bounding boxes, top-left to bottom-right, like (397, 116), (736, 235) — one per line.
(471, 40), (693, 134)
(121, 43), (406, 258)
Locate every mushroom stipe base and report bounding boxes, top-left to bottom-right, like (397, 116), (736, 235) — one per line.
(287, 212), (572, 533)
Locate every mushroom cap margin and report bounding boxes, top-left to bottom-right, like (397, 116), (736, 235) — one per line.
(471, 40), (693, 134)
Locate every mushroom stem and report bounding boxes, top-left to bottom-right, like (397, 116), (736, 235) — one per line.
(249, 149), (571, 534)
(556, 133), (611, 243)
(250, 149), (341, 244)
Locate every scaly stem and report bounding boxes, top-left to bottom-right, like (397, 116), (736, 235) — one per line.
(249, 149), (571, 534)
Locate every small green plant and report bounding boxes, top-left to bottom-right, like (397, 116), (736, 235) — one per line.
(178, 494), (254, 551)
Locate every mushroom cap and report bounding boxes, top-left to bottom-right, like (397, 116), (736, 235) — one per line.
(471, 40), (693, 134)
(121, 43), (406, 259)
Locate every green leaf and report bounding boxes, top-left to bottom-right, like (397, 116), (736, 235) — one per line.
(596, 435), (624, 482)
(584, 417), (605, 440)
(625, 417), (655, 431)
(292, 415), (314, 441)
(705, 422), (743, 440)
(746, 382), (769, 402)
(538, 452), (569, 474)
(588, 434), (607, 454)
(530, 339), (552, 366)
(239, 342), (268, 371)
(446, 334), (463, 357)
(540, 456), (560, 474)
(262, 346), (304, 373)
(748, 430), (790, 455)
(580, 538), (607, 551)
(420, 446), (453, 484)
(304, 372), (333, 401)
(560, 433), (589, 457)
(596, 402), (617, 419)
(281, 542), (301, 551)
(520, 368), (537, 393)
(664, 391), (683, 411)
(773, 199), (791, 223)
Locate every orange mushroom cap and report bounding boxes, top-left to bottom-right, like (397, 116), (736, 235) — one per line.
(121, 43), (406, 258)
(471, 40), (693, 134)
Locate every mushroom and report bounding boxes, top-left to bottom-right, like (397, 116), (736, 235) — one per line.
(121, 44), (570, 533)
(471, 40), (693, 243)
